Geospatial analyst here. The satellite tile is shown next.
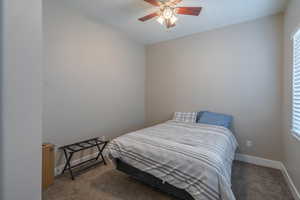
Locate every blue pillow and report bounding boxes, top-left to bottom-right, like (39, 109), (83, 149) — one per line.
(198, 111), (233, 129)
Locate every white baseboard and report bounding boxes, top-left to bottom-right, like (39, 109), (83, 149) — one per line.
(235, 153), (282, 169)
(235, 153), (300, 200)
(280, 163), (300, 200)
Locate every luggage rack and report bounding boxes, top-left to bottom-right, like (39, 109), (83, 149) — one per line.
(59, 137), (108, 180)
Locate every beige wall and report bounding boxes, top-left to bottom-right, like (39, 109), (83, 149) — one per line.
(146, 14), (283, 161)
(282, 0), (300, 192)
(0, 0), (42, 199)
(42, 0), (145, 165)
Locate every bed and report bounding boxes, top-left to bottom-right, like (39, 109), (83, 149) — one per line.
(105, 120), (238, 200)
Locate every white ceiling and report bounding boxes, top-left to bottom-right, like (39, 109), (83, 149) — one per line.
(61, 0), (288, 44)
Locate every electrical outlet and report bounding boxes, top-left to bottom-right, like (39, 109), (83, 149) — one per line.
(246, 140), (253, 147)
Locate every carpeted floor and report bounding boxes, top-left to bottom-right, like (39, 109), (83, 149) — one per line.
(43, 161), (294, 200)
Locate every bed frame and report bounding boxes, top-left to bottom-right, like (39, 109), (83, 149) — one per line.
(115, 159), (194, 200)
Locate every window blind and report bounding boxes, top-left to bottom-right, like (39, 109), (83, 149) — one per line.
(292, 29), (300, 137)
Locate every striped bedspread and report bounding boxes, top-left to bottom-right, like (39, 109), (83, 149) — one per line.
(105, 120), (238, 200)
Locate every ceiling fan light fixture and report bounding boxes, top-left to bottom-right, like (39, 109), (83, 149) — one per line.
(162, 6), (174, 19)
(157, 16), (165, 24)
(156, 6), (177, 27)
(170, 15), (178, 24)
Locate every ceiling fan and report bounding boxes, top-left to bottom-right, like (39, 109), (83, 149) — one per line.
(138, 0), (202, 29)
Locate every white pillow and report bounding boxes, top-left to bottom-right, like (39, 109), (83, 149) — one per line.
(173, 112), (197, 123)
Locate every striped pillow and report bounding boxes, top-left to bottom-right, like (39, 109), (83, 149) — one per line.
(173, 112), (197, 123)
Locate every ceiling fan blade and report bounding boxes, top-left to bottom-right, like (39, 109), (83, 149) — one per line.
(144, 0), (161, 6)
(176, 7), (202, 16)
(138, 12), (159, 22)
(169, 0), (182, 5)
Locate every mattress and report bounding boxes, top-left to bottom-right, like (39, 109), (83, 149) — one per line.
(105, 120), (238, 200)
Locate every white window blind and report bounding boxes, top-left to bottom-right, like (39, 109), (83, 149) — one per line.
(292, 29), (300, 137)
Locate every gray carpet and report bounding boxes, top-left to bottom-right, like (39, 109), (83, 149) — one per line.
(43, 161), (294, 200)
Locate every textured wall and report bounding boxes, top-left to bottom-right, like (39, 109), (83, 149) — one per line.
(43, 0), (145, 166)
(146, 14), (283, 161)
